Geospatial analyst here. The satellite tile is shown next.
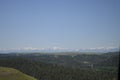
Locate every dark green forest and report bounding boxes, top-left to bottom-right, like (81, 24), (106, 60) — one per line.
(0, 52), (119, 80)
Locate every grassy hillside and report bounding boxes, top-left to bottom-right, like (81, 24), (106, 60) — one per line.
(0, 67), (37, 80)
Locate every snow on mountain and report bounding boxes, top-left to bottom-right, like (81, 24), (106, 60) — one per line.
(0, 47), (119, 53)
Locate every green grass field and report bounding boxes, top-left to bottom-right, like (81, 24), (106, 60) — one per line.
(0, 67), (37, 80)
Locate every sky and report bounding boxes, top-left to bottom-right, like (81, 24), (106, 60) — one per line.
(0, 0), (120, 51)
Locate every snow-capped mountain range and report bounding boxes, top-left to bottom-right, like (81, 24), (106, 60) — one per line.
(0, 47), (119, 53)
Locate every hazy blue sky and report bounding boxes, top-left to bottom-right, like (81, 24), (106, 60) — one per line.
(0, 0), (120, 50)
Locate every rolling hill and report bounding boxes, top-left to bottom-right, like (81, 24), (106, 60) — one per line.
(0, 67), (37, 80)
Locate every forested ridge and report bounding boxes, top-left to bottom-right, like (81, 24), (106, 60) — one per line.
(0, 52), (119, 80)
